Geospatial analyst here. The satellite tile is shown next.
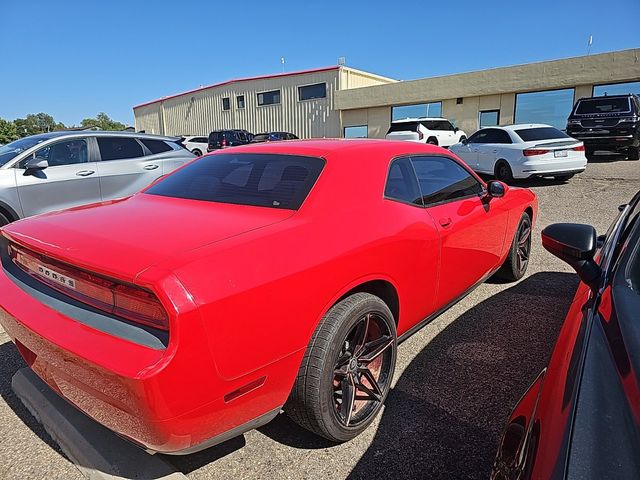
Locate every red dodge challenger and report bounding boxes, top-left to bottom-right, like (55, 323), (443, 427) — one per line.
(0, 139), (537, 454)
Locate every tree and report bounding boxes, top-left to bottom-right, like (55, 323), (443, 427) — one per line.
(80, 112), (126, 131)
(0, 119), (18, 144)
(13, 113), (65, 137)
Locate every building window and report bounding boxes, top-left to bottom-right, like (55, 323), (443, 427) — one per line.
(479, 110), (500, 128)
(236, 95), (245, 109)
(298, 83), (327, 101)
(391, 102), (442, 121)
(222, 97), (230, 111)
(456, 97), (463, 105)
(514, 88), (574, 130)
(344, 125), (368, 138)
(593, 81), (640, 97)
(257, 90), (281, 106)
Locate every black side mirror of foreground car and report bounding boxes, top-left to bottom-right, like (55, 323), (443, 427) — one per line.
(487, 180), (506, 198)
(541, 223), (601, 288)
(23, 156), (49, 175)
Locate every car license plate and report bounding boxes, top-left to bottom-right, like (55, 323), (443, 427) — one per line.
(554, 150), (568, 158)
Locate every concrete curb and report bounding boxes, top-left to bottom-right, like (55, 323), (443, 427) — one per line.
(12, 367), (186, 480)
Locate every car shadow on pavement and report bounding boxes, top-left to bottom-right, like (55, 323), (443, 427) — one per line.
(345, 271), (578, 480)
(0, 341), (70, 457)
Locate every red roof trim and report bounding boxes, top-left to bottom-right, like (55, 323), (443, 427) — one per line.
(133, 66), (340, 109)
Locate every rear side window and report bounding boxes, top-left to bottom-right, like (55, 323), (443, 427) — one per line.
(387, 122), (419, 134)
(575, 97), (631, 115)
(384, 158), (422, 206)
(514, 127), (569, 142)
(97, 137), (144, 161)
(192, 137), (207, 143)
(145, 153), (325, 210)
(140, 139), (173, 154)
(411, 156), (483, 205)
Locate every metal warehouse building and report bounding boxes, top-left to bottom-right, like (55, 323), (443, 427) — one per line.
(133, 48), (640, 139)
(133, 66), (396, 138)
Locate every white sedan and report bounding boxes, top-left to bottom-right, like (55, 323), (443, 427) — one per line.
(450, 124), (587, 183)
(182, 135), (209, 156)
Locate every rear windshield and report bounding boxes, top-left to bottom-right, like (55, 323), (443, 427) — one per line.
(387, 122), (419, 134)
(514, 127), (570, 142)
(575, 97), (631, 115)
(145, 153), (325, 210)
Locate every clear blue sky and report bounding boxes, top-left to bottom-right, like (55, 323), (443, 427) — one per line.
(1, 0), (638, 127)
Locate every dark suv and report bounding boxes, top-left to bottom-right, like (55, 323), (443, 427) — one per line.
(566, 94), (640, 160)
(207, 129), (253, 151)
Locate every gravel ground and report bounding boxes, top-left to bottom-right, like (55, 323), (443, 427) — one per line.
(0, 156), (638, 480)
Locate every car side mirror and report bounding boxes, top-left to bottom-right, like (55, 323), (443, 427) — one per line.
(461, 137), (468, 145)
(541, 223), (601, 288)
(454, 127), (459, 132)
(487, 180), (506, 198)
(23, 156), (49, 174)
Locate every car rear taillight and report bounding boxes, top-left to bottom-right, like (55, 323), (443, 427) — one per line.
(523, 149), (550, 156)
(8, 244), (169, 331)
(572, 145), (585, 152)
(221, 138), (227, 147)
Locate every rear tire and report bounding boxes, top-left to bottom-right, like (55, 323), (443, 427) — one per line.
(494, 212), (532, 282)
(628, 146), (640, 161)
(285, 293), (397, 442)
(427, 137), (438, 145)
(192, 149), (202, 156)
(494, 161), (514, 184)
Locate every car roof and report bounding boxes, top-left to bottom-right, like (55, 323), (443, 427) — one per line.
(490, 124), (554, 131)
(15, 130), (180, 142)
(580, 94), (638, 100)
(391, 117), (448, 123)
(205, 138), (451, 159)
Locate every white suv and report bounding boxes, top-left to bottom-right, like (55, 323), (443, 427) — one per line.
(385, 118), (467, 148)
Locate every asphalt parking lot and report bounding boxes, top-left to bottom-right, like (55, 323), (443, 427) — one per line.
(1, 155), (639, 480)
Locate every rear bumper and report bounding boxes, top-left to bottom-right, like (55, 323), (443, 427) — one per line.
(0, 253), (292, 454)
(511, 157), (587, 179)
(568, 134), (638, 150)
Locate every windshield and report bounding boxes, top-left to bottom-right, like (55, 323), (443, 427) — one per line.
(0, 136), (49, 166)
(575, 97), (631, 115)
(145, 153), (325, 210)
(514, 127), (570, 142)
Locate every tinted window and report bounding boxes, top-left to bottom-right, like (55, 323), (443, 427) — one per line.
(141, 139), (172, 154)
(192, 137), (207, 143)
(411, 156), (483, 205)
(468, 129), (494, 144)
(385, 157), (422, 206)
(392, 102), (442, 121)
(236, 95), (245, 109)
(33, 139), (89, 167)
(253, 134), (269, 142)
(514, 127), (570, 142)
(298, 83), (327, 101)
(257, 90), (280, 106)
(0, 135), (52, 166)
(222, 97), (231, 111)
(387, 122), (418, 134)
(515, 89), (574, 129)
(145, 153), (324, 210)
(575, 97), (631, 115)
(479, 110), (499, 128)
(97, 137), (144, 161)
(344, 125), (368, 138)
(479, 129), (512, 144)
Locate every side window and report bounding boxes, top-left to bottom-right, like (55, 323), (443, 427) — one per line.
(411, 156), (483, 206)
(97, 137), (144, 161)
(467, 130), (490, 144)
(384, 157), (422, 206)
(33, 139), (89, 167)
(140, 139), (173, 154)
(494, 130), (512, 144)
(195, 137), (207, 143)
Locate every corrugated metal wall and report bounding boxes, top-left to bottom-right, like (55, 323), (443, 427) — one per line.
(133, 67), (396, 137)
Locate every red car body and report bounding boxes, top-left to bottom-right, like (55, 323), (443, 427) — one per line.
(0, 140), (537, 453)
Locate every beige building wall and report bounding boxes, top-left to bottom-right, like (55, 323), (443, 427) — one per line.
(133, 66), (395, 138)
(339, 49), (640, 138)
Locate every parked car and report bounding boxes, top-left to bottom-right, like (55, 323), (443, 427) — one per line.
(566, 94), (640, 160)
(0, 139), (537, 454)
(385, 118), (467, 148)
(0, 131), (194, 226)
(251, 132), (299, 143)
(450, 124), (587, 183)
(207, 129), (253, 151)
(492, 189), (640, 480)
(182, 136), (209, 156)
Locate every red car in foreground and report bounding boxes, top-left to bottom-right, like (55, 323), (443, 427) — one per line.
(0, 140), (536, 454)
